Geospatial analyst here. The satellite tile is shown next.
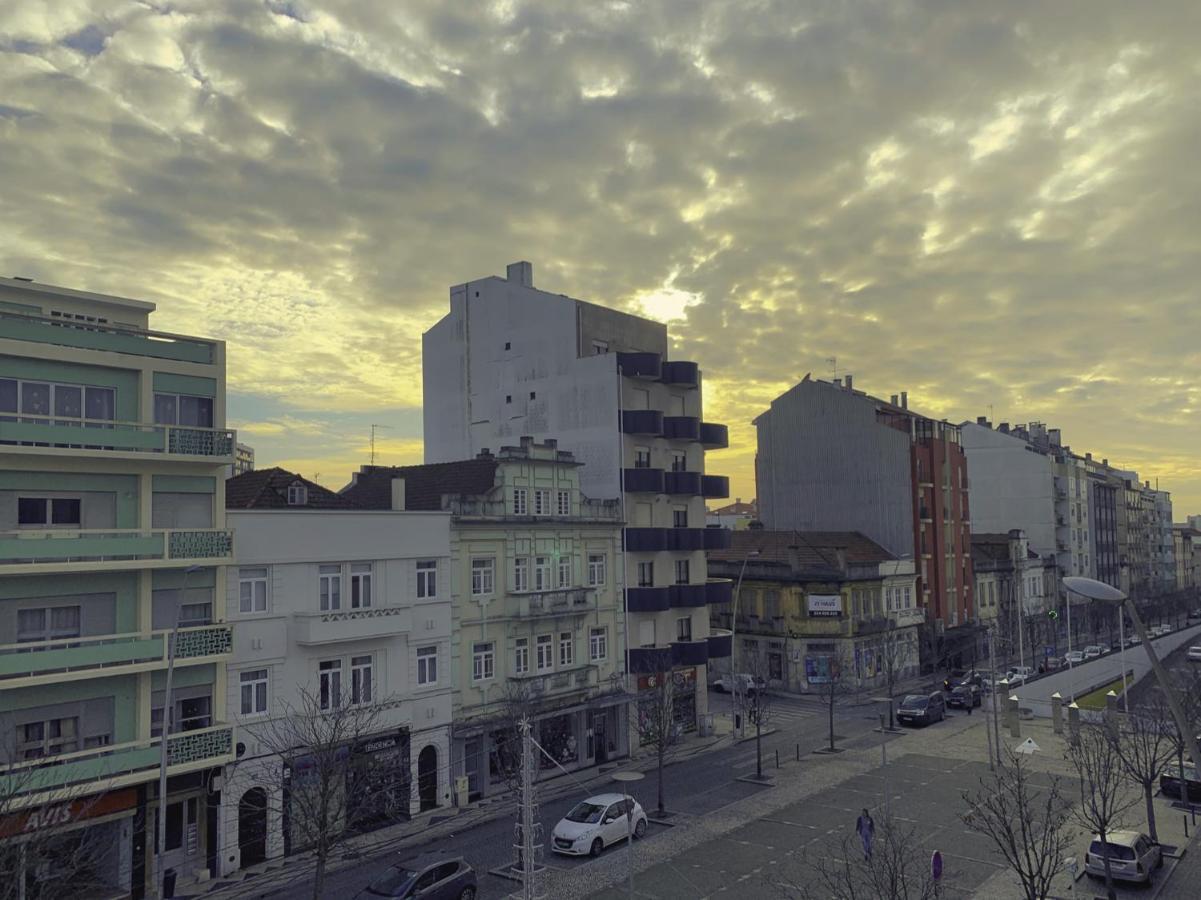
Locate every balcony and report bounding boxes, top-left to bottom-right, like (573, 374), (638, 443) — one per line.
(0, 624), (232, 686)
(699, 422), (729, 449)
(701, 475), (730, 499)
(663, 416), (701, 441)
(519, 588), (594, 618)
(664, 470), (702, 495)
(294, 606), (412, 645)
(705, 578), (733, 605)
(627, 586), (671, 612)
(660, 361), (698, 386)
(0, 723), (234, 801)
(0, 415), (234, 461)
(617, 352), (661, 379)
(628, 646), (673, 674)
(707, 629), (733, 659)
(670, 583), (708, 608)
(0, 528), (234, 572)
(623, 467), (665, 494)
(892, 607), (926, 627)
(621, 409), (663, 436)
(672, 639), (709, 667)
(854, 617), (892, 635)
(626, 527), (670, 552)
(0, 311), (217, 365)
(703, 528), (733, 550)
(669, 528), (706, 551)
(509, 664), (594, 696)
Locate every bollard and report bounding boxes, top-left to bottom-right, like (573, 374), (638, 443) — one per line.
(776, 749), (780, 769)
(796, 743), (800, 762)
(1068, 701), (1081, 743)
(1105, 691), (1120, 737)
(1051, 692), (1063, 735)
(1007, 695), (1021, 739)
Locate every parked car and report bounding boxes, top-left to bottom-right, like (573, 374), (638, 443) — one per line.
(896, 692), (946, 726)
(1187, 609), (1201, 622)
(1159, 762), (1201, 802)
(1083, 645), (1103, 660)
(1187, 645), (1201, 662)
(1129, 633), (1142, 645)
(1065, 650), (1085, 665)
(946, 684), (981, 709)
(355, 856), (477, 900)
(942, 669), (980, 692)
(711, 673), (765, 694)
(552, 794), (648, 857)
(1005, 666), (1034, 685)
(1084, 831), (1162, 884)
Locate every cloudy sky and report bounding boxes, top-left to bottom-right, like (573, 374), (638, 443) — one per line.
(2, 0), (1199, 511)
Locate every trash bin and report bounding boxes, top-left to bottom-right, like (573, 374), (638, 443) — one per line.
(163, 869), (177, 899)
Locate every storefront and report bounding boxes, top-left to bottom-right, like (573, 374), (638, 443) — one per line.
(635, 667), (698, 745)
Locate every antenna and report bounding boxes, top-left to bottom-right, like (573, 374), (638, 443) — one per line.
(369, 424), (391, 466)
(825, 356), (838, 379)
(988, 403), (994, 423)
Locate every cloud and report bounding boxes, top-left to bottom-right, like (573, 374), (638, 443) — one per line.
(2, 0), (1200, 512)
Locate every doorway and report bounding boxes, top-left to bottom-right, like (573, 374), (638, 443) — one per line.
(592, 715), (608, 765)
(238, 788), (267, 868)
(417, 746), (438, 812)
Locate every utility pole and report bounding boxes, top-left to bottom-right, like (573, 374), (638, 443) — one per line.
(369, 423), (390, 466)
(989, 627), (1002, 766)
(516, 717), (541, 900)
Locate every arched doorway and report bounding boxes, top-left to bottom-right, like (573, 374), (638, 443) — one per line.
(417, 746), (438, 812)
(238, 788), (268, 868)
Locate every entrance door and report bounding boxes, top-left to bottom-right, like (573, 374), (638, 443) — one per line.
(238, 789), (267, 867)
(418, 746), (438, 812)
(592, 715), (608, 765)
(463, 738), (483, 801)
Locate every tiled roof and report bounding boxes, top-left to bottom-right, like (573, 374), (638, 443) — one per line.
(226, 467), (361, 510)
(708, 529), (896, 566)
(339, 459), (499, 511)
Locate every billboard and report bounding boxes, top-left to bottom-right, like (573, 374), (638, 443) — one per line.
(807, 594), (842, 617)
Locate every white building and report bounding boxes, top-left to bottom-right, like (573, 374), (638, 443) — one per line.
(218, 468), (453, 875)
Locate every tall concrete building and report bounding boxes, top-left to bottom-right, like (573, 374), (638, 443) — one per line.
(421, 262), (732, 730)
(0, 277), (235, 896)
(754, 377), (974, 665)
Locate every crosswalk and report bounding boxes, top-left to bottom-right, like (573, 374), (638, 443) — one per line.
(707, 688), (823, 733)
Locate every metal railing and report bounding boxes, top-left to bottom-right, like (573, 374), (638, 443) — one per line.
(0, 413), (233, 457)
(0, 624), (232, 680)
(0, 528), (234, 565)
(0, 309), (217, 364)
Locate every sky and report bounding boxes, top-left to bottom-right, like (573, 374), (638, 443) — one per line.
(2, 1), (1199, 513)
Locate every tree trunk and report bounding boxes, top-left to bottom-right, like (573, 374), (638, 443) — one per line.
(755, 717), (762, 779)
(656, 744), (665, 815)
(1100, 830), (1116, 900)
(1144, 783), (1158, 843)
(313, 850), (327, 900)
(828, 688), (835, 751)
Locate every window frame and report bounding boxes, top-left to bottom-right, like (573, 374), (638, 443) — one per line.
(557, 490), (571, 516)
(471, 557), (495, 596)
(514, 637), (530, 675)
(239, 668), (269, 717)
(589, 626), (608, 662)
(318, 659), (342, 710)
(16, 605), (81, 643)
(557, 555), (572, 588)
(559, 631), (574, 667)
(287, 484), (308, 506)
(533, 489), (551, 516)
(153, 392), (214, 428)
(533, 556), (551, 591)
(350, 654), (373, 705)
(17, 496), (82, 528)
(513, 488), (528, 516)
(319, 565), (342, 611)
(239, 567), (268, 614)
(637, 561), (654, 587)
(676, 616), (693, 641)
(416, 560), (437, 599)
(675, 558), (690, 585)
(350, 563), (373, 609)
(588, 554), (606, 587)
(417, 646), (438, 686)
(472, 642), (495, 682)
(535, 634), (553, 672)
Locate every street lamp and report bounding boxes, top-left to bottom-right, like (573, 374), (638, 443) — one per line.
(612, 771), (645, 900)
(729, 549), (759, 739)
(1063, 577), (1201, 776)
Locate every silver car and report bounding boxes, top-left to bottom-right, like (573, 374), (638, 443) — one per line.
(1084, 831), (1162, 884)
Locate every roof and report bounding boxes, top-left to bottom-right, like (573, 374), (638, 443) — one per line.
(709, 499), (757, 516)
(708, 529), (896, 567)
(340, 459), (499, 511)
(226, 467), (361, 510)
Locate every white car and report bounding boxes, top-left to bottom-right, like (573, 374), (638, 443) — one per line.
(1187, 645), (1201, 662)
(711, 673), (765, 695)
(1065, 650), (1085, 665)
(1084, 830), (1162, 884)
(1083, 645), (1103, 660)
(1005, 666), (1034, 685)
(552, 794), (647, 857)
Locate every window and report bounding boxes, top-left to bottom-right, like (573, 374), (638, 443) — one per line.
(319, 565), (342, 610)
(19, 717), (78, 759)
(417, 646), (438, 685)
(675, 559), (690, 584)
(471, 558), (495, 595)
(534, 489), (550, 515)
(416, 560), (437, 598)
(504, 341), (511, 350)
(673, 507), (688, 528)
(534, 556), (551, 591)
(153, 393), (214, 428)
(529, 391), (536, 400)
(514, 557), (529, 592)
(634, 446), (651, 468)
(351, 655), (373, 704)
(514, 638), (530, 674)
(671, 452), (687, 473)
(239, 568), (268, 614)
(588, 554), (606, 586)
(558, 555), (572, 588)
(505, 395), (511, 404)
(589, 627), (608, 661)
(637, 561), (654, 587)
(592, 340), (609, 354)
(17, 497), (81, 527)
(536, 634), (553, 671)
(16, 606), (80, 642)
(287, 483), (308, 505)
(0, 379), (114, 425)
(557, 490), (571, 516)
(559, 631), (574, 666)
(240, 669), (269, 716)
(350, 564), (372, 609)
(319, 660), (342, 710)
(513, 488), (528, 516)
(473, 642), (495, 682)
(677, 616), (692, 641)
(179, 602), (211, 627)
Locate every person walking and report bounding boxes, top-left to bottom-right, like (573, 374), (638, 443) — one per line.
(856, 808), (875, 862)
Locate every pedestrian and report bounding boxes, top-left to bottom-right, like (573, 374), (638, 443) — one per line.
(855, 808), (875, 862)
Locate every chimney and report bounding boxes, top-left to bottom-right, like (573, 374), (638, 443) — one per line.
(999, 422), (1009, 434)
(390, 477), (406, 511)
(976, 416), (988, 426)
(890, 394), (899, 406)
(900, 391), (908, 409)
(787, 545), (802, 573)
(844, 374), (853, 391)
(506, 261), (533, 287)
(834, 548), (847, 572)
(1102, 458), (1108, 466)
(833, 377), (842, 387)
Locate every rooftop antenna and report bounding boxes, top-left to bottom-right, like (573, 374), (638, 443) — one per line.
(826, 356), (838, 379)
(988, 403), (994, 423)
(369, 424), (391, 466)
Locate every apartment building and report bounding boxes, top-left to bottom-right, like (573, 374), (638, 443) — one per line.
(342, 438), (630, 801)
(1173, 524), (1200, 591)
(421, 262), (732, 730)
(0, 277), (235, 897)
(220, 468), (453, 874)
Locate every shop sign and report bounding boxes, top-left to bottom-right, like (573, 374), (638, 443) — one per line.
(0, 788), (137, 839)
(807, 594), (842, 617)
(804, 654), (840, 684)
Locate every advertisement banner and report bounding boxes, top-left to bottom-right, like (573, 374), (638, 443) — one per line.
(807, 594), (842, 617)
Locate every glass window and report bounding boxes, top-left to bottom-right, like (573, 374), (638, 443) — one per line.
(534, 490), (550, 515)
(417, 646), (438, 685)
(534, 556), (551, 591)
(589, 627), (608, 661)
(17, 498), (47, 526)
(21, 382), (50, 416)
(513, 488), (528, 516)
(54, 385), (82, 419)
(85, 386), (114, 421)
(634, 446), (651, 468)
(350, 563), (372, 609)
(559, 632), (574, 667)
(471, 558), (494, 595)
(588, 554), (606, 586)
(0, 378), (16, 414)
(472, 642), (495, 682)
(673, 507), (688, 528)
(239, 567), (268, 614)
(351, 655), (373, 704)
(153, 394), (177, 425)
(675, 559), (690, 585)
(514, 557), (529, 592)
(558, 555), (572, 588)
(677, 616), (692, 641)
(179, 395), (214, 427)
(178, 602), (211, 626)
(240, 669), (269, 716)
(557, 490), (571, 516)
(671, 452), (687, 473)
(514, 638), (530, 674)
(319, 565), (342, 611)
(416, 560), (437, 598)
(319, 660), (342, 709)
(50, 498), (80, 525)
(19, 716), (78, 759)
(287, 484), (308, 505)
(536, 634), (553, 671)
(637, 561), (654, 587)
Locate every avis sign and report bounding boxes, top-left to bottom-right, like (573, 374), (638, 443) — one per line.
(0, 788), (137, 839)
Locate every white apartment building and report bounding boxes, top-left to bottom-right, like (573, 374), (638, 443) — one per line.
(218, 469), (453, 875)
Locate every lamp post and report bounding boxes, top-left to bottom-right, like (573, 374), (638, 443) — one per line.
(730, 549), (759, 739)
(612, 771), (645, 900)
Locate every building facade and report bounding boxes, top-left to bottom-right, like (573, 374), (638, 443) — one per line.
(421, 262), (733, 730)
(233, 443), (254, 476)
(219, 469), (453, 875)
(0, 277), (235, 898)
(1173, 525), (1200, 591)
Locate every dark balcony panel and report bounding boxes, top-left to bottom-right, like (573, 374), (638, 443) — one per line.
(621, 409), (663, 435)
(670, 583), (708, 608)
(629, 646), (674, 674)
(669, 528), (706, 551)
(617, 352), (662, 379)
(623, 468), (665, 494)
(660, 360), (699, 386)
(705, 578), (733, 605)
(663, 416), (701, 441)
(625, 527), (670, 552)
(699, 422), (729, 449)
(703, 528), (733, 550)
(701, 474), (730, 499)
(664, 470), (702, 495)
(627, 586), (672, 612)
(672, 639), (709, 667)
(707, 630), (733, 659)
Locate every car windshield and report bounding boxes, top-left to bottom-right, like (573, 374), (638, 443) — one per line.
(899, 696), (926, 710)
(565, 801), (606, 824)
(366, 867), (417, 897)
(1166, 765), (1199, 780)
(1089, 840), (1136, 861)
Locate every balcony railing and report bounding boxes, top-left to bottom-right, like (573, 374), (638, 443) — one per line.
(623, 468), (665, 494)
(0, 624), (232, 683)
(520, 588), (594, 618)
(707, 629), (733, 659)
(294, 606), (412, 645)
(0, 310), (217, 365)
(672, 639), (709, 667)
(660, 360), (698, 386)
(663, 417), (701, 441)
(705, 578), (733, 605)
(664, 470), (702, 495)
(0, 723), (234, 800)
(621, 409), (664, 436)
(670, 583), (708, 608)
(0, 414), (234, 459)
(699, 422), (729, 449)
(0, 528), (234, 569)
(627, 586), (671, 612)
(703, 528), (732, 550)
(701, 474), (730, 499)
(616, 352), (661, 379)
(626, 527), (671, 552)
(628, 646), (674, 674)
(508, 664), (595, 696)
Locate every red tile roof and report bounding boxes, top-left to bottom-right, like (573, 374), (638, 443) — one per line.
(339, 459), (499, 511)
(708, 529), (896, 566)
(226, 468), (360, 510)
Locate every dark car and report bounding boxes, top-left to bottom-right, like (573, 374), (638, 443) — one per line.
(1159, 763), (1201, 803)
(896, 692), (946, 726)
(355, 856), (476, 900)
(947, 684), (981, 709)
(942, 670), (982, 693)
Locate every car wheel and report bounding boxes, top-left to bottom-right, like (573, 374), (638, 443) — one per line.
(634, 818), (647, 839)
(459, 888), (476, 900)
(590, 838), (604, 857)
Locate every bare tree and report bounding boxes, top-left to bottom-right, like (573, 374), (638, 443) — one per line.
(962, 748), (1071, 900)
(634, 670), (680, 816)
(876, 626), (914, 731)
(1066, 723), (1139, 900)
(741, 649), (775, 780)
(1107, 706), (1176, 843)
(810, 645), (854, 752)
(789, 813), (939, 900)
